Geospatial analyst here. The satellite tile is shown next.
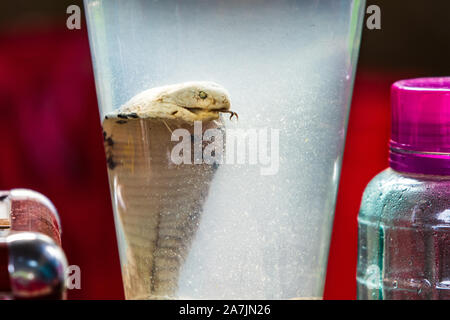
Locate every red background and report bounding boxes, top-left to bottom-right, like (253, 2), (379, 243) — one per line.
(0, 1), (449, 299)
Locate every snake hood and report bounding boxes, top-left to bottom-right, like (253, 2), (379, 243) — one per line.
(109, 81), (235, 122)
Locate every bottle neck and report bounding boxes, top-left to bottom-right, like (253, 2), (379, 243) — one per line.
(389, 142), (450, 176)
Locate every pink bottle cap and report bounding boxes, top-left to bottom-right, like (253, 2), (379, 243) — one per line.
(389, 77), (450, 175)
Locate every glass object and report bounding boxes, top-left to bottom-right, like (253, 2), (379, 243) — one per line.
(357, 78), (450, 300)
(84, 0), (365, 299)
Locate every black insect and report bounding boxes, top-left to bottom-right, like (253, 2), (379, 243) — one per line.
(105, 137), (114, 147)
(117, 114), (128, 119)
(0, 195), (7, 202)
(116, 120), (127, 124)
(128, 113), (139, 118)
(106, 155), (117, 170)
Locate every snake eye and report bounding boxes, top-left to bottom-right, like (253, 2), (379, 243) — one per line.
(199, 91), (207, 99)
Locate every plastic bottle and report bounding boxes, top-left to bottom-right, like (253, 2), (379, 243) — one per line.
(357, 77), (450, 300)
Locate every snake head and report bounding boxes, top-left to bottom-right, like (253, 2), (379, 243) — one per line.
(159, 81), (231, 112)
(116, 81), (236, 121)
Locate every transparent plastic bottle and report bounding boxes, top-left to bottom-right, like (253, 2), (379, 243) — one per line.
(357, 78), (450, 300)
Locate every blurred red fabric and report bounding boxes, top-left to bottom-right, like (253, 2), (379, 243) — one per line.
(0, 26), (397, 299)
(0, 26), (123, 299)
(323, 72), (394, 299)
